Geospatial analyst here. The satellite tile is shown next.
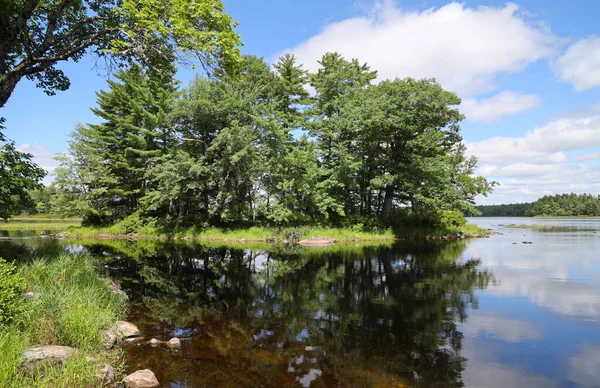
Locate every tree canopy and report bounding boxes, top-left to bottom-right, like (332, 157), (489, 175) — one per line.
(48, 53), (495, 229)
(0, 0), (241, 107)
(0, 139), (45, 220)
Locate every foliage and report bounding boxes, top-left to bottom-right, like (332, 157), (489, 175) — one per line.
(0, 141), (46, 220)
(0, 0), (241, 107)
(49, 52), (494, 231)
(0, 258), (26, 326)
(526, 193), (600, 217)
(473, 203), (531, 217)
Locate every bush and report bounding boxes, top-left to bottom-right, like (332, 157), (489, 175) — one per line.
(0, 258), (26, 326)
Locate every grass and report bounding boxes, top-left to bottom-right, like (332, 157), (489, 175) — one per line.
(66, 223), (486, 243)
(1, 220), (82, 231)
(506, 224), (597, 232)
(0, 253), (127, 387)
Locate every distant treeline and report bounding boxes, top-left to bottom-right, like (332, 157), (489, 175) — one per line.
(474, 203), (530, 217)
(473, 193), (600, 217)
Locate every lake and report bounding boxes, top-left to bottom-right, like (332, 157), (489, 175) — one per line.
(1, 217), (599, 387)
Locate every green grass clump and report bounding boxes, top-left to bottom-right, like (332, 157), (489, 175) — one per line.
(0, 259), (26, 325)
(0, 253), (127, 387)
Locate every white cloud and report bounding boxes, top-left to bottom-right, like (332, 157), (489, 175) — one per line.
(568, 344), (600, 387)
(286, 1), (556, 97)
(557, 36), (600, 91)
(466, 106), (600, 203)
(460, 311), (542, 342)
(17, 143), (59, 184)
(461, 92), (540, 123)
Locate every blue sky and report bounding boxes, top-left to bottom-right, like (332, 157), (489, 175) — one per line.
(2, 0), (600, 204)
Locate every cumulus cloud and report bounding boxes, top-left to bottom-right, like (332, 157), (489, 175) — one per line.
(557, 36), (600, 91)
(286, 1), (555, 98)
(461, 92), (540, 123)
(460, 311), (542, 342)
(466, 106), (600, 203)
(568, 344), (600, 387)
(17, 143), (59, 184)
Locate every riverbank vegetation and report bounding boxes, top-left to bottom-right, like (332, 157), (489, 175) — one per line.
(26, 53), (493, 238)
(0, 253), (127, 387)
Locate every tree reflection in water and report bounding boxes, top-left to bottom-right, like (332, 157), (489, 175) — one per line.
(84, 240), (491, 387)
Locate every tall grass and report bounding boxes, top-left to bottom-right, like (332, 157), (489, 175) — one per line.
(0, 253), (127, 387)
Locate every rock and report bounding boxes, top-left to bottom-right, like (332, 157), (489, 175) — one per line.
(100, 364), (115, 385)
(103, 328), (118, 349)
(112, 288), (129, 301)
(123, 336), (145, 344)
(298, 238), (335, 247)
(23, 345), (75, 365)
(114, 321), (142, 340)
(166, 338), (181, 349)
(149, 338), (162, 346)
(107, 279), (129, 301)
(123, 369), (160, 388)
(24, 291), (36, 299)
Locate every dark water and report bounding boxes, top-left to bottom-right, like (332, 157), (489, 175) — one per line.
(1, 218), (599, 387)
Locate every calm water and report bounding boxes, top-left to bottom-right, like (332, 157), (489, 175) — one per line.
(1, 217), (599, 387)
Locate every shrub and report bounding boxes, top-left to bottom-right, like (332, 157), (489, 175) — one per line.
(0, 258), (26, 326)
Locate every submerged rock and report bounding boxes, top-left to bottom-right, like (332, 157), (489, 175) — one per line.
(23, 345), (74, 365)
(149, 338), (161, 346)
(166, 338), (181, 349)
(123, 369), (160, 388)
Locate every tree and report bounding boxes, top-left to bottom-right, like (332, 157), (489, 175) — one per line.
(0, 0), (241, 107)
(0, 140), (46, 220)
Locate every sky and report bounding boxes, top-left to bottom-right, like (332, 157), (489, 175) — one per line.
(2, 0), (600, 204)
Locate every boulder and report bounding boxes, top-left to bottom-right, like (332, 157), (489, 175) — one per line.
(23, 345), (74, 365)
(114, 321), (142, 339)
(166, 338), (181, 349)
(123, 369), (160, 388)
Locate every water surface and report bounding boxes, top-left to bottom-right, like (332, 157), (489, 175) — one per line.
(1, 217), (599, 387)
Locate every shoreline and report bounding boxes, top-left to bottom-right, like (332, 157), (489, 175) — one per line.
(57, 225), (489, 244)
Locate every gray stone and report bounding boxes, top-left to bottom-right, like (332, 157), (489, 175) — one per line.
(166, 337), (181, 349)
(100, 364), (115, 384)
(123, 369), (160, 388)
(114, 321), (142, 339)
(103, 328), (118, 349)
(149, 338), (161, 346)
(23, 345), (74, 364)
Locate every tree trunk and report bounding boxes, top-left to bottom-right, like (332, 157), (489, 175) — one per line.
(381, 185), (394, 220)
(0, 73), (22, 108)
